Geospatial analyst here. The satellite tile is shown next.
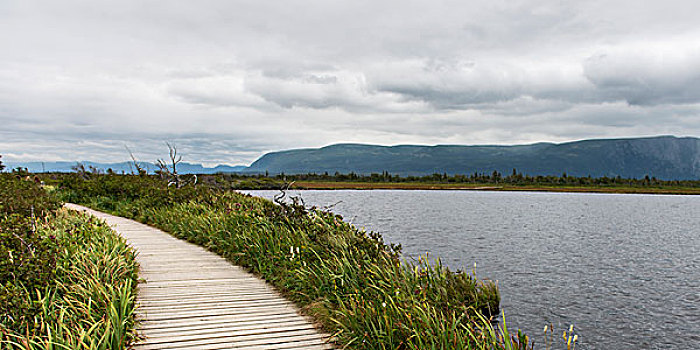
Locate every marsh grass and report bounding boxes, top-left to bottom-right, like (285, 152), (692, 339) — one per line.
(1, 175), (139, 349)
(57, 174), (595, 349)
(59, 175), (531, 349)
(1, 210), (139, 350)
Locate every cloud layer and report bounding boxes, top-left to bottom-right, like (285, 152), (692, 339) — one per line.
(1, 0), (699, 165)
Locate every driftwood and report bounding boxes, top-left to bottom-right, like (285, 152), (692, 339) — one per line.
(273, 181), (343, 218)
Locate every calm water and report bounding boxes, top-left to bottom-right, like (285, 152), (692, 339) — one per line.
(244, 190), (700, 350)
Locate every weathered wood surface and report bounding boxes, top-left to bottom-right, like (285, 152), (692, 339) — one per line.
(65, 203), (333, 350)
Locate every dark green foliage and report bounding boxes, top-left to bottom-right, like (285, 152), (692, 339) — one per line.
(268, 170), (700, 189)
(59, 173), (200, 212)
(197, 173), (285, 190)
(1, 175), (139, 348)
(0, 175), (61, 331)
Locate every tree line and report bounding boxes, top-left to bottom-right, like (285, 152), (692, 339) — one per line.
(250, 169), (700, 188)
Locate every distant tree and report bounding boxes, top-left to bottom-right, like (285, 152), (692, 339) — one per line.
(0, 154), (5, 172)
(491, 170), (501, 183)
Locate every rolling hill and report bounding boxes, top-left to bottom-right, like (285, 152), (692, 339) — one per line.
(246, 136), (700, 180)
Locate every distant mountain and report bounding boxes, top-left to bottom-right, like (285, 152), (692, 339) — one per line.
(5, 161), (247, 174)
(246, 136), (700, 180)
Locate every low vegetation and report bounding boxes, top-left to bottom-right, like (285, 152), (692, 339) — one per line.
(188, 171), (700, 194)
(58, 174), (536, 349)
(276, 171), (700, 194)
(0, 174), (139, 349)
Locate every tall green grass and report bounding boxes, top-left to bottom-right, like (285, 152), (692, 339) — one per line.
(1, 175), (139, 350)
(1, 210), (139, 349)
(151, 200), (504, 348)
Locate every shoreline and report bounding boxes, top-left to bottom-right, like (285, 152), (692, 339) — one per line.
(290, 181), (700, 195)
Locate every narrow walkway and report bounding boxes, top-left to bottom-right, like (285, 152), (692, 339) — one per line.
(65, 203), (333, 350)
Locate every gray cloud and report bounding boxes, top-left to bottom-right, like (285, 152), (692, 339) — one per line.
(1, 0), (700, 165)
(583, 46), (700, 105)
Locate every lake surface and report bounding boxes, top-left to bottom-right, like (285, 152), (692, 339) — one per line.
(244, 190), (699, 350)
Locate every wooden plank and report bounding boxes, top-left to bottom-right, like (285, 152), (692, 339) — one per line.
(139, 305), (302, 321)
(133, 332), (326, 350)
(140, 316), (307, 335)
(138, 295), (283, 307)
(139, 297), (290, 309)
(139, 288), (277, 300)
(137, 312), (305, 329)
(138, 324), (318, 344)
(64, 203), (334, 349)
(139, 300), (294, 314)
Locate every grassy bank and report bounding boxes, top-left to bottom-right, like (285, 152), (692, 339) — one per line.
(57, 174), (538, 349)
(0, 175), (139, 349)
(292, 180), (700, 195)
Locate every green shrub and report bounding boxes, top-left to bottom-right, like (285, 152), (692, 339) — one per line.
(1, 175), (61, 331)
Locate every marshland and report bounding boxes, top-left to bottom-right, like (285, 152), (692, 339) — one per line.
(3, 172), (699, 349)
(2, 173), (524, 349)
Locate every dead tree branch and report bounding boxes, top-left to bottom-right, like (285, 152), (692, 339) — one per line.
(156, 142), (197, 188)
(125, 146), (146, 175)
(71, 162), (89, 180)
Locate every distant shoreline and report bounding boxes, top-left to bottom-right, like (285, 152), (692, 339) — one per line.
(291, 181), (700, 195)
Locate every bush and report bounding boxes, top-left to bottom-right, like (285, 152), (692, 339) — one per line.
(0, 175), (61, 331)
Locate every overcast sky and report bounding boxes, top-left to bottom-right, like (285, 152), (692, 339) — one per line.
(2, 0), (699, 165)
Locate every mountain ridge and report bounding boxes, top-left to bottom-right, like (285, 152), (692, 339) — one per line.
(246, 136), (700, 180)
(5, 136), (699, 180)
(4, 161), (247, 175)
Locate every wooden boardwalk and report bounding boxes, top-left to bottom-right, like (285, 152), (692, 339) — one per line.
(65, 204), (333, 350)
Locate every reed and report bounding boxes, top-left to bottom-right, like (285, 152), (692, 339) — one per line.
(1, 175), (139, 349)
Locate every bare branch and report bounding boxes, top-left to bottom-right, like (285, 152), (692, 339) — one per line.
(71, 162), (89, 179)
(157, 142), (196, 188)
(125, 145), (145, 175)
(274, 181), (295, 205)
(320, 200), (343, 212)
(155, 159), (168, 179)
